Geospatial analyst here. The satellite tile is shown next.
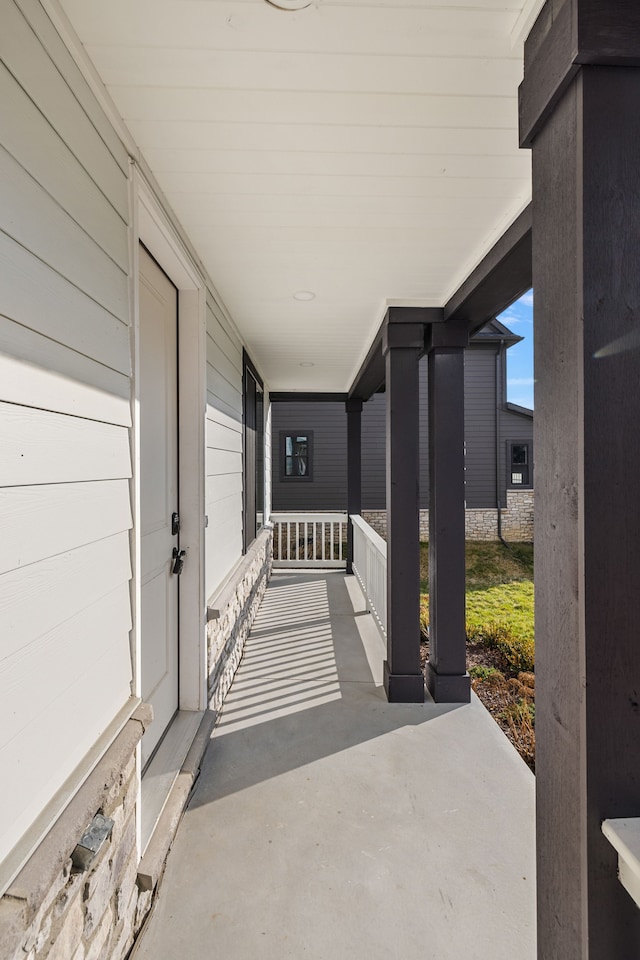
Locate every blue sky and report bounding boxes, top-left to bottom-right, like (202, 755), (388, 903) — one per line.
(497, 289), (534, 409)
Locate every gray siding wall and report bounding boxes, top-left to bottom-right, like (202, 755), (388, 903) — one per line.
(464, 346), (498, 508)
(272, 403), (347, 510)
(272, 343), (529, 512)
(500, 404), (534, 502)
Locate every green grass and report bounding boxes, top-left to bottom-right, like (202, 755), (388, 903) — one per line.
(420, 541), (534, 672)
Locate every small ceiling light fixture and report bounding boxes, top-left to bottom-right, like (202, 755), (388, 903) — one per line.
(293, 290), (316, 301)
(299, 361), (315, 367)
(265, 0), (313, 8)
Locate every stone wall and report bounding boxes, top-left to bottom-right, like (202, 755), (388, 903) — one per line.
(501, 489), (534, 542)
(207, 527), (273, 710)
(363, 493), (533, 543)
(0, 707), (151, 960)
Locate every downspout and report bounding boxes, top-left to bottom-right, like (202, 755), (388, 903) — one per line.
(496, 339), (508, 547)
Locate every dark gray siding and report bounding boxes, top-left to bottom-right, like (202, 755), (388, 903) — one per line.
(361, 393), (385, 508)
(500, 404), (534, 500)
(463, 347), (498, 508)
(272, 340), (532, 512)
(272, 402), (347, 510)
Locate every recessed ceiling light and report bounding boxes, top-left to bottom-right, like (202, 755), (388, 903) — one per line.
(293, 290), (316, 301)
(265, 0), (313, 9)
(299, 361), (315, 367)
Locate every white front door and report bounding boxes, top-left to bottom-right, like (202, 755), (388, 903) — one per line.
(139, 244), (179, 768)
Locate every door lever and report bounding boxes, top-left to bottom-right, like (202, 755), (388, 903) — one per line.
(172, 547), (186, 575)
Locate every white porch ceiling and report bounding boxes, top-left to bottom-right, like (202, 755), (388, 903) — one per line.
(58, 0), (534, 392)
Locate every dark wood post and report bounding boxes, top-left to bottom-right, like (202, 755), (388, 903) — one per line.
(346, 398), (362, 574)
(425, 321), (470, 704)
(382, 319), (424, 703)
(520, 3), (640, 956)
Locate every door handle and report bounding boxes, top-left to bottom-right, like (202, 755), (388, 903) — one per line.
(172, 548), (186, 575)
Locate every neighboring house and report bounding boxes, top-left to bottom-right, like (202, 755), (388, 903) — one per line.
(272, 320), (534, 541)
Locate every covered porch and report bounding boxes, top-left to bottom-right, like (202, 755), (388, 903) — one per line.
(133, 570), (535, 959)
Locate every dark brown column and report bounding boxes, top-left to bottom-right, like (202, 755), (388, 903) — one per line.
(383, 320), (424, 703)
(521, 3), (640, 957)
(346, 398), (362, 574)
(425, 322), (470, 704)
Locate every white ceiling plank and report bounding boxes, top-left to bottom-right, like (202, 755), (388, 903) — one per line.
(156, 169), (526, 199)
(57, 0), (533, 392)
(112, 86), (519, 129)
(58, 1), (517, 57)
(143, 147), (530, 180)
(125, 120), (520, 156)
(87, 46), (522, 98)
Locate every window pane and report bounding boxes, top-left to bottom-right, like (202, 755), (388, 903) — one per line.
(512, 444), (528, 465)
(285, 436), (293, 456)
(285, 456), (294, 476)
(512, 472), (524, 484)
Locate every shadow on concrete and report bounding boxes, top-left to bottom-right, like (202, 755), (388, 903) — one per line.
(188, 571), (460, 809)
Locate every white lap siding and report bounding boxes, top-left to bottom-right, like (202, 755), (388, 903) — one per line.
(0, 0), (133, 891)
(205, 297), (245, 597)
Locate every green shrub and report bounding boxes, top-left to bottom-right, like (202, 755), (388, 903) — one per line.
(467, 620), (535, 673)
(469, 664), (500, 681)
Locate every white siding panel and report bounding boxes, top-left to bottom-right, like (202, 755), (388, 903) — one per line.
(0, 583), (132, 872)
(1, 532), (131, 667)
(206, 418), (242, 453)
(206, 513), (243, 598)
(206, 473), (242, 506)
(206, 449), (242, 477)
(206, 367), (242, 414)
(0, 403), (131, 486)
(13, 0), (129, 174)
(0, 317), (131, 426)
(0, 0), (129, 218)
(0, 232), (130, 375)
(206, 491), (243, 533)
(0, 148), (128, 322)
(206, 331), (243, 391)
(0, 63), (128, 270)
(0, 480), (132, 575)
(206, 297), (242, 359)
(205, 299), (244, 599)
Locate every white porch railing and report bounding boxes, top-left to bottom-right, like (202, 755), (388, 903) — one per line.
(351, 514), (387, 640)
(271, 513), (347, 568)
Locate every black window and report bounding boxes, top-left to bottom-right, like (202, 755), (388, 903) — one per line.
(281, 432), (313, 480)
(508, 441), (532, 487)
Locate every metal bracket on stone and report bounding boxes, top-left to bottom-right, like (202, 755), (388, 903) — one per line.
(71, 814), (114, 871)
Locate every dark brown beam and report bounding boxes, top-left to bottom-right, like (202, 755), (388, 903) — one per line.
(348, 327), (385, 402)
(269, 392), (348, 403)
(443, 205), (532, 335)
(521, 1), (640, 955)
(520, 0), (640, 147)
(382, 321), (425, 703)
(425, 321), (470, 704)
(349, 307), (443, 401)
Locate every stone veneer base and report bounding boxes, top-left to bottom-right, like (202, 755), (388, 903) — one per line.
(363, 490), (533, 542)
(0, 705), (152, 960)
(206, 527), (273, 711)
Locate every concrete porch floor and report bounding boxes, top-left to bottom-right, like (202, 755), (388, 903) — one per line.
(133, 572), (535, 960)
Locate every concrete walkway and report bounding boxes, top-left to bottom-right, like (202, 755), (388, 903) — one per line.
(134, 572), (536, 960)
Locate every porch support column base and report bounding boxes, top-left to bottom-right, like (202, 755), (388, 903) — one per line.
(425, 663), (470, 704)
(383, 662), (425, 704)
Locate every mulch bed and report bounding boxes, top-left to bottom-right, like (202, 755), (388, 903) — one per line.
(420, 637), (535, 772)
